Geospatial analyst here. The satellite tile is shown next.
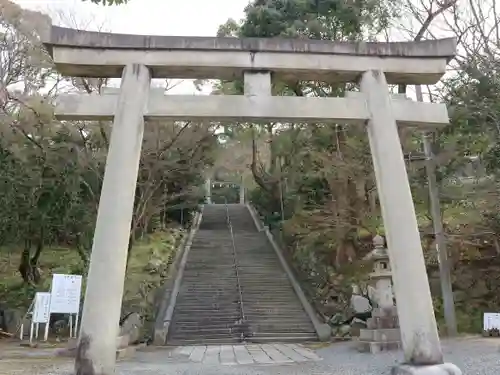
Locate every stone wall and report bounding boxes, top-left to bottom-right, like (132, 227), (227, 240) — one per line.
(427, 257), (500, 333)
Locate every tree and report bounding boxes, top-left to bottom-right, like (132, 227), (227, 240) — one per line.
(0, 2), (218, 284)
(213, 0), (404, 316)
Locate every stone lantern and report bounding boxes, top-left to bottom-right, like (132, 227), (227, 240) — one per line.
(370, 235), (394, 308)
(357, 235), (401, 353)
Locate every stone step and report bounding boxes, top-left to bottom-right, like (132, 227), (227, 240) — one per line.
(173, 317), (240, 323)
(172, 326), (241, 334)
(248, 326), (315, 333)
(167, 337), (243, 345)
(173, 307), (240, 312)
(172, 306), (240, 311)
(242, 306), (306, 311)
(174, 304), (240, 309)
(247, 334), (317, 343)
(245, 313), (312, 320)
(168, 332), (241, 340)
(240, 295), (302, 299)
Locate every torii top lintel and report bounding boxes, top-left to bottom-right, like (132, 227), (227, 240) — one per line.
(43, 26), (457, 84)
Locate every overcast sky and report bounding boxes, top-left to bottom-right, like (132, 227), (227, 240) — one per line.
(13, 0), (250, 93)
(14, 0), (247, 35)
(11, 0), (456, 98)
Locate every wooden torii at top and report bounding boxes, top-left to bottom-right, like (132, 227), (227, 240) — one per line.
(43, 25), (460, 375)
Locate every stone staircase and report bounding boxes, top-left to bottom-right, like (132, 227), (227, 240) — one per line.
(166, 204), (317, 345)
(228, 205), (317, 343)
(167, 205), (243, 345)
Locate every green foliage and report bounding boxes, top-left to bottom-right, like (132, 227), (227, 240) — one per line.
(122, 229), (184, 330)
(0, 16), (216, 284)
(0, 229), (184, 326)
(220, 0), (399, 39)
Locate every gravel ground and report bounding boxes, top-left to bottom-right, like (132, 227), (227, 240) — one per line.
(3, 337), (498, 375)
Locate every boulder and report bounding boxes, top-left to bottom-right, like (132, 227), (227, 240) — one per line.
(350, 317), (367, 337)
(328, 312), (347, 326)
(338, 324), (351, 337)
(119, 313), (142, 345)
(145, 258), (164, 273)
(351, 294), (372, 314)
(0, 308), (23, 334)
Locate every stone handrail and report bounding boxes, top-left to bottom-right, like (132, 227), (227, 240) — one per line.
(245, 203), (331, 342)
(152, 206), (203, 345)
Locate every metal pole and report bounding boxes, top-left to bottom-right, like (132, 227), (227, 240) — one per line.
(416, 85), (457, 336)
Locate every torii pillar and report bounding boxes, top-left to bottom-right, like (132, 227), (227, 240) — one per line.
(205, 178), (212, 204)
(75, 64), (151, 375)
(361, 70), (460, 375)
(239, 176), (245, 204)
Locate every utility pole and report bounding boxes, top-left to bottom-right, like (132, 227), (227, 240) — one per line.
(416, 85), (458, 336)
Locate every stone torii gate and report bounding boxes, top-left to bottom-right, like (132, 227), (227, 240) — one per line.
(43, 25), (460, 375)
(205, 178), (245, 204)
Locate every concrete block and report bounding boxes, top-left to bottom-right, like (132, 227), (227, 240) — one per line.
(317, 323), (332, 342)
(369, 316), (398, 329)
(357, 340), (401, 353)
(391, 363), (462, 375)
(116, 346), (137, 360)
(117, 334), (130, 349)
(372, 306), (398, 317)
(359, 328), (401, 342)
(366, 318), (377, 329)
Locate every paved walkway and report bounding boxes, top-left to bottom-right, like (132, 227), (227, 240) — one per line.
(170, 344), (321, 365)
(3, 336), (498, 374)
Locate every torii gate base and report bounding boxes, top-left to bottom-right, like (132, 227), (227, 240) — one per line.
(43, 25), (461, 375)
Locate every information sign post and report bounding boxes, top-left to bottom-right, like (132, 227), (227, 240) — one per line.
(49, 274), (83, 338)
(31, 292), (51, 343)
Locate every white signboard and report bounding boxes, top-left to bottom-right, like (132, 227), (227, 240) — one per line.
(33, 292), (51, 323)
(483, 313), (500, 330)
(49, 274), (82, 314)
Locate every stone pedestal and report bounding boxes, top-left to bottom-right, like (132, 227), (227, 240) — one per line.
(358, 306), (401, 353)
(392, 363), (462, 375)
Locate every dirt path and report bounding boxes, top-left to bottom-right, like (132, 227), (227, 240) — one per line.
(0, 358), (70, 375)
(0, 340), (70, 374)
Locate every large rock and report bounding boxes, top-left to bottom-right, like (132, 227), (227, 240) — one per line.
(338, 324), (351, 337)
(119, 312), (142, 345)
(0, 307), (22, 334)
(351, 294), (372, 314)
(350, 317), (367, 337)
(145, 258), (164, 273)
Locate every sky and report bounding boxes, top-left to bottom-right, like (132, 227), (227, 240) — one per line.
(10, 0), (459, 98)
(13, 0), (250, 93)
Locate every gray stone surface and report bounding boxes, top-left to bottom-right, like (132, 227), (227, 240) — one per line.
(45, 26), (456, 58)
(44, 26), (455, 84)
(351, 295), (372, 314)
(120, 313), (143, 345)
(32, 337), (498, 374)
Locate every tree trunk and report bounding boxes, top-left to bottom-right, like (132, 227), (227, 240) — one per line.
(75, 234), (90, 268)
(126, 235), (134, 270)
(18, 239), (40, 284)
